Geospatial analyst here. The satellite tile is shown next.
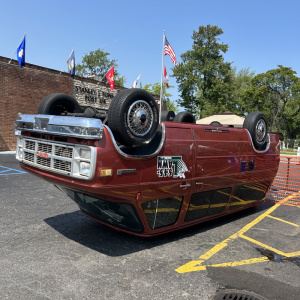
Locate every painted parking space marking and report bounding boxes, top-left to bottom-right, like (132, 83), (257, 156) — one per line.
(266, 214), (299, 227)
(176, 193), (300, 273)
(0, 165), (27, 175)
(176, 257), (270, 272)
(240, 234), (289, 257)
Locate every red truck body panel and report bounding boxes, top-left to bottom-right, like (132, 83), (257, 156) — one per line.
(18, 121), (280, 236)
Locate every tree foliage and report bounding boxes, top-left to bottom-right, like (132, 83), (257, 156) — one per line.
(76, 49), (125, 86)
(231, 67), (255, 114)
(243, 65), (300, 142)
(172, 25), (234, 118)
(141, 82), (178, 112)
(76, 31), (300, 143)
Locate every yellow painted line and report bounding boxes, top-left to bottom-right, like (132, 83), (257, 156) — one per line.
(177, 257), (269, 272)
(285, 251), (300, 257)
(266, 215), (299, 227)
(176, 193), (300, 274)
(240, 234), (287, 257)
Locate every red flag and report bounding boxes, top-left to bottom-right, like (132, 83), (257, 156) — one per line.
(106, 66), (115, 90)
(164, 65), (169, 88)
(164, 36), (177, 65)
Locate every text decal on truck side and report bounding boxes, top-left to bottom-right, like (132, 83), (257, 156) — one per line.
(157, 156), (188, 179)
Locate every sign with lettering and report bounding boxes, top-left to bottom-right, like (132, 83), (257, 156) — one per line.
(157, 156), (188, 179)
(73, 79), (118, 110)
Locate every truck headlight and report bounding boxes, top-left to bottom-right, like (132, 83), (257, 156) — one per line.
(16, 136), (24, 161)
(80, 162), (91, 176)
(80, 148), (91, 159)
(73, 145), (96, 179)
(19, 147), (24, 159)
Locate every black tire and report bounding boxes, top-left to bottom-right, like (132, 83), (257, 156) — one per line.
(161, 111), (175, 122)
(38, 93), (81, 115)
(243, 111), (268, 149)
(107, 89), (130, 127)
(108, 89), (159, 146)
(173, 111), (196, 124)
(210, 121), (223, 126)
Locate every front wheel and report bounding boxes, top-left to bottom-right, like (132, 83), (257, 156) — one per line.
(243, 111), (268, 149)
(108, 89), (159, 146)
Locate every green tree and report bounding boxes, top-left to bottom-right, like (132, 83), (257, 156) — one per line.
(243, 65), (300, 145)
(231, 67), (255, 114)
(141, 82), (178, 112)
(76, 49), (125, 86)
(172, 25), (234, 119)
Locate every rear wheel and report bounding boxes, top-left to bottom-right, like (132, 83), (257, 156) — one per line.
(161, 110), (175, 122)
(38, 93), (81, 115)
(210, 121), (223, 126)
(108, 89), (159, 146)
(243, 111), (268, 149)
(173, 111), (196, 124)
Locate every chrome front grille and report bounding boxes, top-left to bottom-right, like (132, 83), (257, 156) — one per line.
(53, 159), (71, 172)
(37, 142), (52, 153)
(22, 138), (74, 175)
(17, 136), (96, 180)
(37, 156), (51, 168)
(54, 146), (73, 158)
(25, 140), (35, 151)
(24, 152), (34, 162)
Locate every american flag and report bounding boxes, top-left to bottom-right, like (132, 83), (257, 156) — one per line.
(164, 36), (177, 65)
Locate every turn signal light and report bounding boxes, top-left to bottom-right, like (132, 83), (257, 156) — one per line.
(100, 169), (113, 177)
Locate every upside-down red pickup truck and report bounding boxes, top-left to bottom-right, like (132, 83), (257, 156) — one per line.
(14, 89), (280, 236)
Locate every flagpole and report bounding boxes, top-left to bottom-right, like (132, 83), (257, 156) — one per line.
(131, 72), (142, 88)
(97, 65), (114, 84)
(159, 30), (166, 124)
(60, 48), (74, 74)
(8, 33), (26, 64)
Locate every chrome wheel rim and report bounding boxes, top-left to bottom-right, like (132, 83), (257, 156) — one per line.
(256, 119), (266, 143)
(127, 100), (153, 137)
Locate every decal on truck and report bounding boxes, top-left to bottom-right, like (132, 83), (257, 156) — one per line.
(157, 156), (188, 179)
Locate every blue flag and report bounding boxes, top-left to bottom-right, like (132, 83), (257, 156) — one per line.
(17, 35), (26, 68)
(67, 50), (75, 78)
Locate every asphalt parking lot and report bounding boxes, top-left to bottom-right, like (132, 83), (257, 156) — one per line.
(1, 154), (300, 300)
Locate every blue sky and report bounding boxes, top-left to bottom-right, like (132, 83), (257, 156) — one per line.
(1, 0), (300, 104)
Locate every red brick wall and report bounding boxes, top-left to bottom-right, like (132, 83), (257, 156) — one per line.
(0, 56), (73, 150)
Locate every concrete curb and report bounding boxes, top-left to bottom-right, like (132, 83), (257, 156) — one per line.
(0, 151), (16, 155)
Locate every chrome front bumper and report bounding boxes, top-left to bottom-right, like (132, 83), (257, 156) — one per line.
(14, 114), (103, 139)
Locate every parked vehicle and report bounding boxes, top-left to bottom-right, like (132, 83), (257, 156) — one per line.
(14, 89), (280, 236)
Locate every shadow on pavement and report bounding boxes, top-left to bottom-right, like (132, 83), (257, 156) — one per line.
(44, 202), (274, 257)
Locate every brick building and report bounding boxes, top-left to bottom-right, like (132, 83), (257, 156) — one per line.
(0, 56), (128, 150)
